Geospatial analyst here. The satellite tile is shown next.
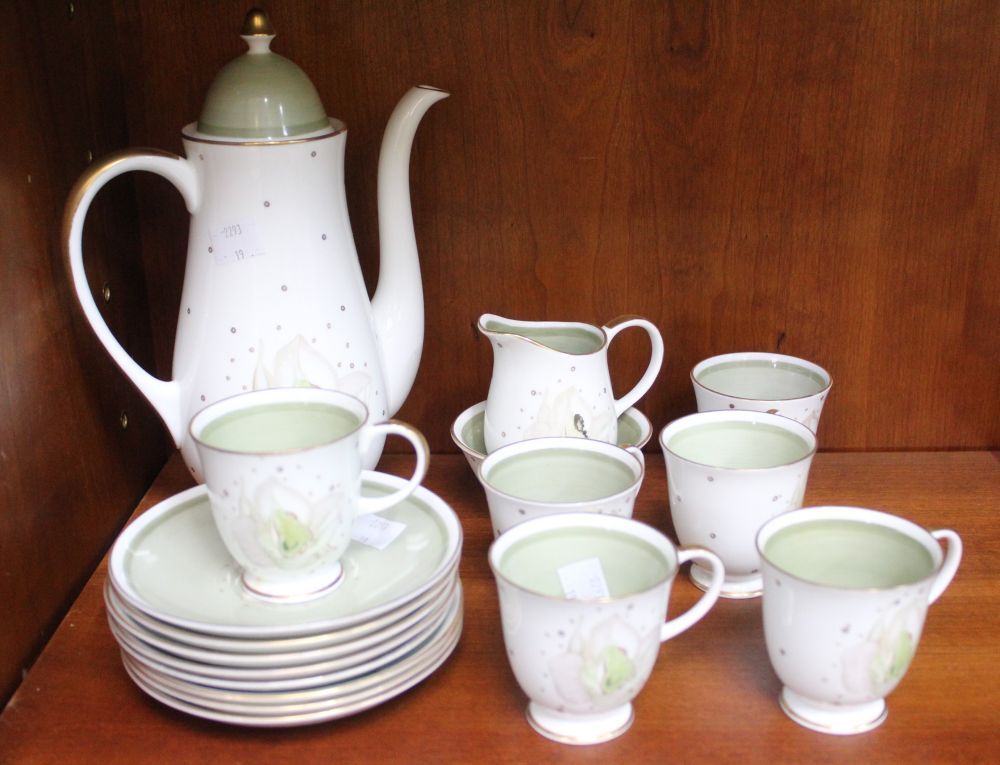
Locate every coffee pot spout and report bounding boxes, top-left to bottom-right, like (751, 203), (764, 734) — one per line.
(371, 85), (448, 417)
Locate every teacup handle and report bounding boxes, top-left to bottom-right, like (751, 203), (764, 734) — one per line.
(625, 445), (646, 469)
(928, 529), (962, 604)
(603, 316), (665, 417)
(660, 547), (724, 642)
(356, 420), (430, 514)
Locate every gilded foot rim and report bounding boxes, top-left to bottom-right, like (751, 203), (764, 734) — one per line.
(779, 687), (888, 735)
(526, 701), (635, 745)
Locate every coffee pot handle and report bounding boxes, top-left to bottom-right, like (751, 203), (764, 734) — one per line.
(63, 149), (200, 446)
(602, 316), (665, 417)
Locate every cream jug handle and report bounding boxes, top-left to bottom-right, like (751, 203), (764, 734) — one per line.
(602, 316), (665, 417)
(63, 149), (200, 446)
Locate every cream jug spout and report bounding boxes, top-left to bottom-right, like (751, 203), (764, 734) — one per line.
(371, 85), (449, 416)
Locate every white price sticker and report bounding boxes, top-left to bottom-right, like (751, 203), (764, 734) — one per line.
(557, 557), (611, 600)
(209, 221), (266, 265)
(351, 514), (406, 551)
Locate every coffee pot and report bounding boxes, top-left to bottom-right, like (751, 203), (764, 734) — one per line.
(64, 9), (447, 478)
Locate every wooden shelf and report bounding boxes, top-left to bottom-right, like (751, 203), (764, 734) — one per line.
(1, 450), (997, 763)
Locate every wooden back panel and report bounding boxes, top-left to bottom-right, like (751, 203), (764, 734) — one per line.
(1, 0), (996, 707)
(0, 1), (171, 705)
(122, 0), (999, 453)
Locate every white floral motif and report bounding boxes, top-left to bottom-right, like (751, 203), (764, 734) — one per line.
(841, 600), (924, 697)
(526, 387), (614, 442)
(548, 616), (657, 711)
(253, 335), (372, 403)
(227, 478), (350, 571)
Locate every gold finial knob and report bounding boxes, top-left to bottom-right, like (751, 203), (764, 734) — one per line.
(241, 7), (274, 36)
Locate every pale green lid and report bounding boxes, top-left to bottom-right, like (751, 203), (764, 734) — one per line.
(196, 8), (330, 140)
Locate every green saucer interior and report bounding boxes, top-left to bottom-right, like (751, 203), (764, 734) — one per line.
(461, 409), (647, 456)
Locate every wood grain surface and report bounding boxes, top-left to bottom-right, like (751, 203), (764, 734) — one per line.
(1, 0), (997, 717)
(0, 0), (172, 706)
(0, 451), (996, 764)
(113, 0), (1000, 452)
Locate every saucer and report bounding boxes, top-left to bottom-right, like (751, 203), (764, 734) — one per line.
(119, 595), (463, 727)
(108, 472), (462, 638)
(107, 567), (455, 655)
(109, 601), (453, 693)
(451, 401), (652, 470)
(121, 587), (462, 709)
(107, 596), (448, 684)
(105, 576), (457, 670)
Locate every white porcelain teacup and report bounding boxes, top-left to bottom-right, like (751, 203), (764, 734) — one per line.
(691, 352), (831, 432)
(660, 410), (817, 598)
(189, 387), (429, 602)
(756, 506), (962, 734)
(489, 512), (724, 745)
(477, 437), (645, 537)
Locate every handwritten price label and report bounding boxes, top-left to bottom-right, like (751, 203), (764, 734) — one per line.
(557, 557), (611, 600)
(209, 221), (265, 265)
(351, 514), (407, 551)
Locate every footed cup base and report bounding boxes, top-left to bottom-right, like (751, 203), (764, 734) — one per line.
(240, 562), (345, 604)
(526, 701), (634, 745)
(779, 687), (887, 735)
(690, 564), (762, 599)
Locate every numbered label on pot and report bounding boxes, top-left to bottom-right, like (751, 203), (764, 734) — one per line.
(210, 221), (265, 265)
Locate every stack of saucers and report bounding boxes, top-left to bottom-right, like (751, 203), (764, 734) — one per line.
(104, 472), (463, 727)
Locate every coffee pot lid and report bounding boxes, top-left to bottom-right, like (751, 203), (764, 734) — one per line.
(196, 8), (330, 140)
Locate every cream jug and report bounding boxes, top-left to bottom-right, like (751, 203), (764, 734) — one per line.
(478, 314), (664, 453)
(63, 10), (447, 478)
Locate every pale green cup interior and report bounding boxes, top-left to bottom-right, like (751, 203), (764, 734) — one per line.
(761, 518), (937, 589)
(695, 357), (829, 400)
(194, 399), (362, 454)
(482, 320), (604, 354)
(664, 417), (814, 469)
(498, 526), (673, 599)
(484, 447), (639, 503)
